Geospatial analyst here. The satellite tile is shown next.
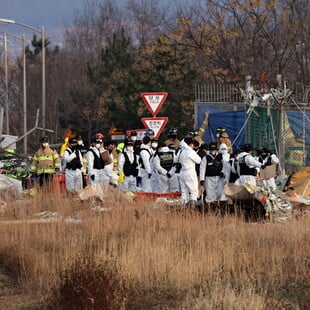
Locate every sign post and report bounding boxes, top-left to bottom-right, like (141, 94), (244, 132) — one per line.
(141, 92), (168, 138)
(141, 92), (168, 116)
(141, 117), (169, 138)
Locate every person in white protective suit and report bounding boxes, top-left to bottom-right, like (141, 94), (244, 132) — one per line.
(102, 140), (118, 187)
(235, 143), (266, 186)
(62, 137), (83, 192)
(86, 136), (106, 185)
(199, 142), (226, 204)
(228, 149), (240, 183)
(150, 138), (159, 192)
(153, 145), (179, 194)
(118, 140), (139, 192)
(139, 136), (153, 192)
(257, 147), (279, 190)
(178, 137), (201, 207)
(218, 143), (231, 201)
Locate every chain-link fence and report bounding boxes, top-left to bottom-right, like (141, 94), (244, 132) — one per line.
(195, 83), (310, 175)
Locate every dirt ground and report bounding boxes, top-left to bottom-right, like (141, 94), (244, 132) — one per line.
(0, 268), (38, 310)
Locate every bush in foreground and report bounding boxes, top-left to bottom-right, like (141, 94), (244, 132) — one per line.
(49, 254), (128, 310)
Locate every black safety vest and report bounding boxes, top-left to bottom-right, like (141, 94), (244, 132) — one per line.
(139, 148), (152, 169)
(65, 149), (82, 170)
(123, 152), (139, 177)
(258, 155), (272, 166)
(229, 158), (239, 183)
(205, 153), (223, 177)
(158, 151), (174, 171)
(239, 154), (256, 176)
(88, 148), (105, 170)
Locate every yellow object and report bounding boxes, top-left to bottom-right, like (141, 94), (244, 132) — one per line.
(116, 142), (124, 153)
(117, 171), (125, 183)
(60, 137), (69, 156)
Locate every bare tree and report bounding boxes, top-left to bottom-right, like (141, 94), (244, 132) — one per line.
(125, 0), (173, 47)
(167, 0), (309, 85)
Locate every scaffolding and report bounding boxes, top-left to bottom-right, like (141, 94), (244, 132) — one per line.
(195, 77), (310, 174)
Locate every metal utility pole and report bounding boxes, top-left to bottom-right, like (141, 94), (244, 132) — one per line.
(0, 18), (49, 134)
(3, 33), (9, 134)
(276, 75), (285, 175)
(0, 31), (28, 153)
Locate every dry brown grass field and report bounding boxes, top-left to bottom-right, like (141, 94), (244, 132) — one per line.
(0, 187), (309, 309)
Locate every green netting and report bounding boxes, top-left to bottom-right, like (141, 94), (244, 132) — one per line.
(246, 106), (279, 151)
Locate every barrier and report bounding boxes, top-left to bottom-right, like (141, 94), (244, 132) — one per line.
(52, 174), (66, 193)
(134, 192), (181, 201)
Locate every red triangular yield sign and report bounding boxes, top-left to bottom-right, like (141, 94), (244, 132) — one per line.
(141, 117), (169, 138)
(141, 92), (168, 116)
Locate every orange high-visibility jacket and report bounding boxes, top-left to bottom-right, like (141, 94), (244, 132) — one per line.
(31, 147), (61, 175)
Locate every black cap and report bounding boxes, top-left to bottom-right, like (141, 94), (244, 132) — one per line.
(69, 137), (78, 144)
(243, 143), (253, 152)
(216, 127), (226, 133)
(125, 140), (134, 146)
(169, 127), (178, 135)
(91, 136), (102, 144)
(40, 136), (48, 143)
(209, 142), (218, 150)
(188, 129), (198, 137)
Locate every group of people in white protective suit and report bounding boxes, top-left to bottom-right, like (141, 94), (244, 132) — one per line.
(60, 126), (279, 207)
(118, 128), (279, 207)
(61, 133), (119, 192)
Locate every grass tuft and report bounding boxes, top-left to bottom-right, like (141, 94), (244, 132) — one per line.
(49, 254), (128, 310)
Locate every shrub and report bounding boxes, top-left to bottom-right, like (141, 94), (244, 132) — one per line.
(50, 255), (128, 310)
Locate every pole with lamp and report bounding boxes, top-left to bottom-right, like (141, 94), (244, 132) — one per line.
(0, 30), (28, 153)
(2, 32), (9, 135)
(0, 18), (49, 134)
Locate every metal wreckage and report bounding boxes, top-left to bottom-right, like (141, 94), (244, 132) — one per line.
(0, 150), (32, 197)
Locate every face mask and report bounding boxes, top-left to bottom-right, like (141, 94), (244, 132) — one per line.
(151, 143), (158, 148)
(216, 133), (220, 138)
(220, 149), (228, 154)
(127, 146), (133, 152)
(42, 143), (48, 148)
(171, 134), (177, 138)
(211, 150), (217, 155)
(77, 140), (83, 146)
(95, 143), (101, 149)
(131, 136), (137, 142)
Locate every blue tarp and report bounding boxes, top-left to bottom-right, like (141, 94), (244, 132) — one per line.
(196, 104), (310, 165)
(286, 110), (310, 145)
(286, 110), (310, 166)
(196, 105), (246, 150)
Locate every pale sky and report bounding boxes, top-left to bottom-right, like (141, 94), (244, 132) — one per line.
(1, 0), (194, 51)
(1, 0), (86, 44)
